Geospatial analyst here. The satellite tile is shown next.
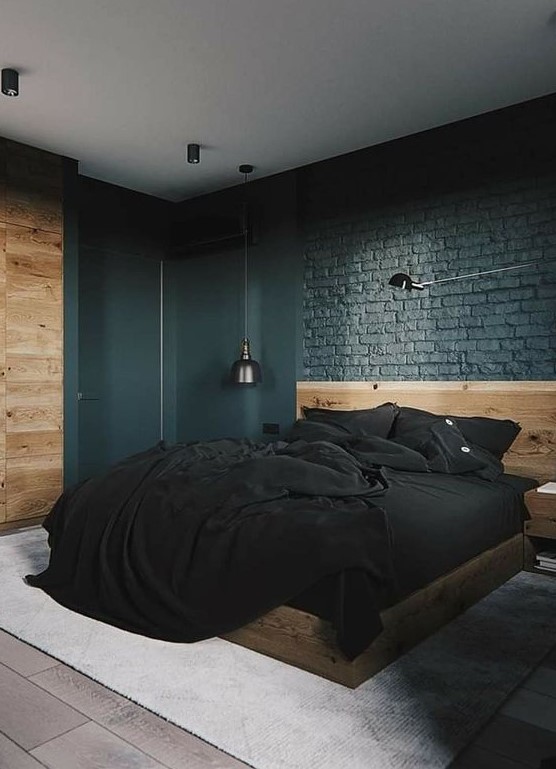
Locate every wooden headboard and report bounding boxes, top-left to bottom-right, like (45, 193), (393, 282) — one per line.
(297, 381), (556, 483)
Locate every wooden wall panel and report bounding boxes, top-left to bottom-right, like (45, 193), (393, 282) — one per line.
(5, 455), (62, 521)
(297, 381), (556, 482)
(0, 462), (5, 524)
(5, 355), (62, 383)
(0, 219), (5, 521)
(0, 139), (5, 224)
(6, 383), (62, 458)
(5, 142), (62, 234)
(0, 140), (63, 528)
(0, 375), (4, 522)
(5, 226), (62, 274)
(5, 226), (63, 358)
(0, 382), (5, 459)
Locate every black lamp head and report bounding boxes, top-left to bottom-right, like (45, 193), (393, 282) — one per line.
(388, 272), (424, 291)
(187, 143), (200, 164)
(1, 68), (19, 97)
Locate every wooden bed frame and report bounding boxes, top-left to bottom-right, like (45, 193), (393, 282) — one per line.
(224, 381), (556, 687)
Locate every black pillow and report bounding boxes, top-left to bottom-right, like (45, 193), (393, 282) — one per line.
(390, 406), (520, 459)
(302, 402), (399, 439)
(452, 415), (521, 459)
(423, 421), (503, 480)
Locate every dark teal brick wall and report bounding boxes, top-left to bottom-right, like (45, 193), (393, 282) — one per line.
(300, 94), (556, 381)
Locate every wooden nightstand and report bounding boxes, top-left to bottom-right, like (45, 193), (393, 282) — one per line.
(524, 488), (556, 576)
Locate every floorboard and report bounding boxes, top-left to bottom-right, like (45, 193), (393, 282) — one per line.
(29, 663), (251, 769)
(474, 714), (556, 768)
(0, 662), (88, 750)
(0, 731), (46, 769)
(30, 721), (167, 769)
(523, 666), (556, 700)
(500, 688), (556, 735)
(451, 745), (529, 768)
(0, 629), (59, 678)
(0, 604), (554, 768)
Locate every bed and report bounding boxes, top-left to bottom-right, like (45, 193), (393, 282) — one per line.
(27, 381), (556, 689)
(222, 381), (556, 687)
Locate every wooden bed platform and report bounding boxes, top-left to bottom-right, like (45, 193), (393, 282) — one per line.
(223, 381), (556, 688)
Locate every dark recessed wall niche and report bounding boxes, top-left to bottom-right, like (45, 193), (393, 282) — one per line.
(299, 94), (556, 381)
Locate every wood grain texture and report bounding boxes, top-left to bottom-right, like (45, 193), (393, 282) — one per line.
(30, 664), (251, 769)
(0, 138), (6, 223)
(0, 515), (46, 533)
(0, 226), (5, 521)
(224, 534), (523, 688)
(5, 455), (62, 521)
(30, 722), (169, 769)
(5, 141), (62, 188)
(0, 629), (59, 677)
(523, 490), (556, 574)
(0, 458), (5, 524)
(6, 431), (63, 459)
(5, 141), (62, 234)
(524, 519), (556, 540)
(5, 354), (62, 383)
(0, 732), (47, 769)
(524, 490), (556, 520)
(5, 225), (63, 278)
(0, 382), (5, 459)
(0, 224), (5, 374)
(0, 662), (87, 750)
(0, 155), (64, 526)
(7, 383), (63, 431)
(297, 381), (556, 482)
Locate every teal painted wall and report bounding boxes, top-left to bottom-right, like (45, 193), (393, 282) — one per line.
(63, 158), (80, 487)
(71, 95), (556, 476)
(78, 248), (162, 478)
(167, 171), (302, 442)
(77, 177), (171, 479)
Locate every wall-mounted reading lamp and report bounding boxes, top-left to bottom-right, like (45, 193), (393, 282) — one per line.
(389, 258), (555, 292)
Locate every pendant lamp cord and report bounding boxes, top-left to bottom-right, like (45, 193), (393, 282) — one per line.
(243, 171), (249, 339)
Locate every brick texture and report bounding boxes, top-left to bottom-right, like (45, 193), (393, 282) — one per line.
(300, 95), (556, 381)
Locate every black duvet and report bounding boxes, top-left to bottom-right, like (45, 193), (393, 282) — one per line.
(26, 429), (533, 660)
(27, 438), (397, 657)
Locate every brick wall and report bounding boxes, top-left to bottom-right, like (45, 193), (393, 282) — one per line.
(300, 95), (556, 381)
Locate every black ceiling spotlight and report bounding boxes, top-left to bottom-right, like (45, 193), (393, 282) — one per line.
(187, 143), (200, 164)
(1, 68), (19, 97)
(389, 258), (556, 293)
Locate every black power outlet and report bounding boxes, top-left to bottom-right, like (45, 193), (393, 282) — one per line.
(262, 423), (280, 435)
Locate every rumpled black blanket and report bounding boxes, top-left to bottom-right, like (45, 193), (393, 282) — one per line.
(27, 438), (403, 659)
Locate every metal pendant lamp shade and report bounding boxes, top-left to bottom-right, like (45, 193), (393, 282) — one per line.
(230, 164), (262, 385)
(230, 338), (262, 384)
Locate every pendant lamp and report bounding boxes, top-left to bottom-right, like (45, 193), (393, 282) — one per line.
(230, 164), (262, 385)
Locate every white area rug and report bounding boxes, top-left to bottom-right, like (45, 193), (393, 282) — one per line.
(2, 527), (556, 769)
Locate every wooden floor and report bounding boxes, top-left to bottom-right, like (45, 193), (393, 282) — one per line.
(0, 630), (555, 769)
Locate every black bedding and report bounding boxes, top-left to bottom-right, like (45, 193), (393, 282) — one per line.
(26, 423), (535, 661)
(27, 438), (394, 657)
(289, 470), (535, 652)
